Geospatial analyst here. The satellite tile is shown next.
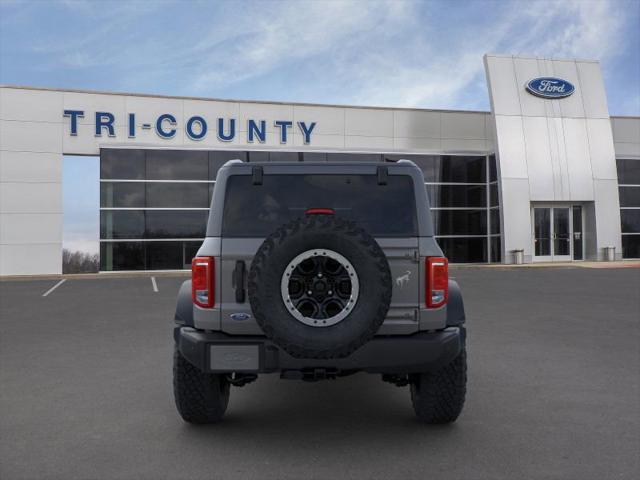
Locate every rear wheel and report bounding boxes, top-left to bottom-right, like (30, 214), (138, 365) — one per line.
(173, 344), (230, 424)
(410, 346), (467, 424)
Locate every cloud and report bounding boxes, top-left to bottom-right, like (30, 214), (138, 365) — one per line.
(63, 239), (99, 255)
(186, 1), (413, 93)
(334, 0), (630, 109)
(172, 0), (631, 109)
(3, 0), (637, 113)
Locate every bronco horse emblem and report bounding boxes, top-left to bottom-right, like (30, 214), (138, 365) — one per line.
(396, 270), (411, 287)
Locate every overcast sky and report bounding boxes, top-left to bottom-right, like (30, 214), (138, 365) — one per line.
(1, 0), (639, 253)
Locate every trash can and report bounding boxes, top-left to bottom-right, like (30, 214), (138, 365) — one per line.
(513, 249), (524, 265)
(604, 246), (616, 262)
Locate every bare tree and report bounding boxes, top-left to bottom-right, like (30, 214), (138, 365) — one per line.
(62, 249), (99, 274)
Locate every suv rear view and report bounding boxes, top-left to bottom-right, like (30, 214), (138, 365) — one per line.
(173, 160), (467, 424)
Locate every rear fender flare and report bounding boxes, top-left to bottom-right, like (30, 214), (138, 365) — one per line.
(174, 280), (194, 328)
(446, 279), (465, 326)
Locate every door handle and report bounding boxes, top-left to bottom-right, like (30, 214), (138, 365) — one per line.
(233, 260), (246, 303)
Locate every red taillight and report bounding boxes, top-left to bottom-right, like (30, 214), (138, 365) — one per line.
(192, 257), (215, 308)
(426, 257), (448, 308)
(305, 208), (335, 215)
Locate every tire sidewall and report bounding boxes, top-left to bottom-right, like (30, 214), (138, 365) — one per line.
(249, 216), (391, 358)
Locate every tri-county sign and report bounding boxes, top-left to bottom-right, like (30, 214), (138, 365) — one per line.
(63, 110), (317, 144)
(525, 77), (575, 99)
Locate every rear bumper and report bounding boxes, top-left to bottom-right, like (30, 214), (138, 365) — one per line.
(174, 326), (463, 375)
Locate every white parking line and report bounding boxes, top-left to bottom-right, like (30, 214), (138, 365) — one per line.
(42, 279), (66, 297)
(151, 276), (158, 292)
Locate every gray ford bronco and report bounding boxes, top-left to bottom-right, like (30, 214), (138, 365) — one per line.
(173, 159), (467, 424)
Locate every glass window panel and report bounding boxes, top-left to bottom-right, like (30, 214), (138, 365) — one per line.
(436, 156), (486, 183)
(222, 174), (417, 237)
(431, 210), (487, 236)
(618, 186), (640, 207)
(100, 242), (145, 270)
(269, 151), (301, 162)
(553, 208), (571, 256)
(326, 153), (382, 162)
(490, 209), (501, 234)
(302, 152), (327, 162)
(145, 210), (208, 238)
(248, 151), (269, 162)
(100, 182), (145, 208)
(100, 149), (145, 179)
(622, 235), (640, 258)
(572, 206), (583, 260)
(209, 151), (247, 179)
(617, 159), (640, 185)
(436, 237), (488, 263)
(490, 183), (499, 206)
(184, 241), (202, 266)
(489, 155), (497, 182)
(534, 208), (551, 256)
(384, 154), (438, 181)
(490, 236), (501, 263)
(146, 150), (208, 180)
(146, 183), (209, 208)
(100, 211), (145, 239)
(146, 241), (184, 270)
(426, 184), (486, 208)
(620, 210), (640, 233)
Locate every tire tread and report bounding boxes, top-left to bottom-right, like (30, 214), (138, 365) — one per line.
(173, 345), (230, 424)
(248, 215), (392, 359)
(410, 347), (467, 424)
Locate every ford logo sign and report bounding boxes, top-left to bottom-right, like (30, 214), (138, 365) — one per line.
(230, 312), (251, 321)
(526, 77), (575, 99)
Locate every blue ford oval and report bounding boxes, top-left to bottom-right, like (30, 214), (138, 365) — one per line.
(526, 77), (575, 99)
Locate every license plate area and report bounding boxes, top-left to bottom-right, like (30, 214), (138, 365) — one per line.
(209, 344), (260, 372)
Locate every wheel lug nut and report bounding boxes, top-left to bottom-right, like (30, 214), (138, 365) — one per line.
(307, 290), (313, 295)
(328, 290), (333, 295)
(318, 273), (323, 278)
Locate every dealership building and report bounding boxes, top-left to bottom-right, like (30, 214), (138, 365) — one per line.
(0, 54), (639, 275)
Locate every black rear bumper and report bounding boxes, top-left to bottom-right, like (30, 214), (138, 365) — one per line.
(175, 326), (463, 375)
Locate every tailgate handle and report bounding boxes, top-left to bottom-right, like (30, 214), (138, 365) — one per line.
(233, 260), (246, 303)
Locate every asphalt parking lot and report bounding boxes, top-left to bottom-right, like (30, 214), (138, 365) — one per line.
(1, 266), (639, 480)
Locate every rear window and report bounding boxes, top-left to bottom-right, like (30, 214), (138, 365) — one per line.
(221, 174), (417, 237)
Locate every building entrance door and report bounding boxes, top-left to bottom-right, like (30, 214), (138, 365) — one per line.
(532, 205), (583, 262)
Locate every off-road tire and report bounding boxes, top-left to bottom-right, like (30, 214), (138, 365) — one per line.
(173, 344), (230, 424)
(248, 214), (392, 359)
(410, 345), (467, 424)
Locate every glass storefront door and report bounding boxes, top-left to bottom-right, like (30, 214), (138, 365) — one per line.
(552, 207), (571, 260)
(534, 207), (552, 260)
(532, 205), (583, 262)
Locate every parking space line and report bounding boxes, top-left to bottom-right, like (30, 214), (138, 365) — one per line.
(42, 279), (66, 297)
(151, 276), (158, 292)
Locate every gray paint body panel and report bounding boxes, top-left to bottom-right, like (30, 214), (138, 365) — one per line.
(194, 161), (450, 333)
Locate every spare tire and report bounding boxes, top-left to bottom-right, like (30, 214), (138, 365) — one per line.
(248, 214), (392, 359)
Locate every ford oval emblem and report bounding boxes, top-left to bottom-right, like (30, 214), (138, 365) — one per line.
(526, 77), (575, 99)
(230, 312), (251, 321)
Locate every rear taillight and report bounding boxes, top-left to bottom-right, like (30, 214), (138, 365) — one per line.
(192, 257), (215, 308)
(305, 208), (335, 215)
(426, 257), (448, 308)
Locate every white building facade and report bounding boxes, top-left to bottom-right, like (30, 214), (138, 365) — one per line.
(0, 54), (639, 275)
